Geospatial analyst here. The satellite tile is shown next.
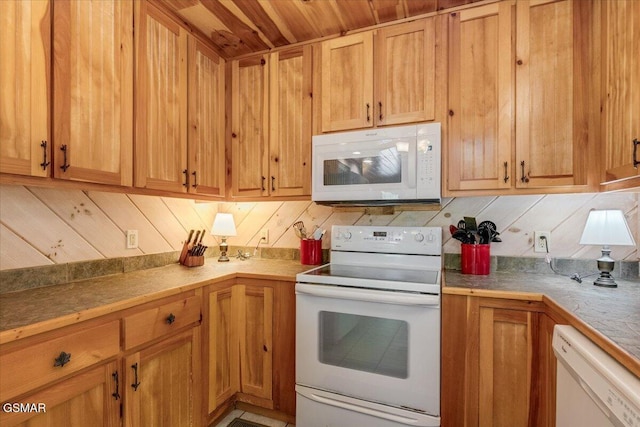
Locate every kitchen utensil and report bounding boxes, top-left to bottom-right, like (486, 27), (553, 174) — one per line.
(293, 221), (306, 239)
(464, 216), (478, 232)
(452, 229), (468, 243)
(179, 229), (195, 263)
(313, 227), (324, 240)
(449, 225), (458, 235)
(457, 220), (466, 230)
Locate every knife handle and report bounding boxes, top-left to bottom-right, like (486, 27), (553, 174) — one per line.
(193, 230), (201, 247)
(186, 229), (195, 244)
(198, 229), (206, 244)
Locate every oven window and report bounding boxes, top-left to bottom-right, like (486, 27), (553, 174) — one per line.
(318, 311), (408, 379)
(323, 147), (402, 186)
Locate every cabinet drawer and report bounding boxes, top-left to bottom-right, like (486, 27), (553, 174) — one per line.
(123, 295), (201, 349)
(0, 320), (120, 402)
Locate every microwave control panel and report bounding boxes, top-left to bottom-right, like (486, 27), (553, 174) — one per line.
(332, 225), (442, 256)
(416, 123), (441, 199)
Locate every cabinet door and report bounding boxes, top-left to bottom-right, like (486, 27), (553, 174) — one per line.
(52, 0), (133, 186)
(207, 285), (239, 413)
(515, 0), (596, 189)
(125, 328), (199, 427)
(134, 2), (188, 192)
(375, 18), (436, 126)
(320, 32), (374, 132)
(0, 361), (120, 427)
(269, 46), (312, 197)
(231, 55), (269, 197)
(187, 37), (225, 197)
(478, 306), (534, 427)
(602, 0), (640, 183)
(237, 284), (273, 405)
(448, 2), (514, 191)
(0, 0), (50, 177)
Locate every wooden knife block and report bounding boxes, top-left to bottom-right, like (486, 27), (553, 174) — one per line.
(179, 242), (204, 267)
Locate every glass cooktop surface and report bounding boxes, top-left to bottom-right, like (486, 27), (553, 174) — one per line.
(304, 264), (439, 285)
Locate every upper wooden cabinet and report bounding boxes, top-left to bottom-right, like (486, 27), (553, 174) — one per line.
(231, 46), (312, 199)
(0, 0), (51, 178)
(53, 0), (134, 186)
(601, 0), (640, 188)
(134, 3), (188, 193)
(447, 0), (599, 195)
(320, 18), (437, 132)
(188, 38), (226, 197)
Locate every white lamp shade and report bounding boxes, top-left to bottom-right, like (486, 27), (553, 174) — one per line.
(211, 213), (237, 237)
(579, 210), (636, 246)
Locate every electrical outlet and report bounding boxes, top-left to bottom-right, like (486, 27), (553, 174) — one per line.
(260, 229), (269, 244)
(534, 231), (550, 253)
(126, 230), (139, 249)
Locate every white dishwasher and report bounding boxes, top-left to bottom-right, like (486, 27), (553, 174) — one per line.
(553, 325), (640, 427)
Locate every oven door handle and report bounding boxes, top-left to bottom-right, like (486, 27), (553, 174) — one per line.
(295, 283), (439, 306)
(297, 386), (440, 426)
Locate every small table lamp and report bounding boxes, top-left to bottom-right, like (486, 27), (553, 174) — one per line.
(579, 210), (636, 287)
(211, 213), (237, 262)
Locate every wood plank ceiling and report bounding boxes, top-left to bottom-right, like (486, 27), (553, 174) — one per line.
(153, 0), (481, 59)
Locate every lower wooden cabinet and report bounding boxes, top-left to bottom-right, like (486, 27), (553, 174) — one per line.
(442, 293), (559, 427)
(124, 327), (201, 427)
(204, 278), (296, 425)
(0, 360), (120, 427)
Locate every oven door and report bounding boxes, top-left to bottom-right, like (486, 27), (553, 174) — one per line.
(295, 283), (440, 415)
(312, 135), (417, 202)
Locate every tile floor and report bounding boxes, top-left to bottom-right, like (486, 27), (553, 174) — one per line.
(213, 409), (295, 427)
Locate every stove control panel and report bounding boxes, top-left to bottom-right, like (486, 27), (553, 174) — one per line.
(332, 225), (442, 256)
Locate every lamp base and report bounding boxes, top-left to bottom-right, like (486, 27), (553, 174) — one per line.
(593, 248), (617, 288)
(218, 239), (230, 262)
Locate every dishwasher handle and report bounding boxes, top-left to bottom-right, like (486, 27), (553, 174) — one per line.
(295, 283), (440, 307)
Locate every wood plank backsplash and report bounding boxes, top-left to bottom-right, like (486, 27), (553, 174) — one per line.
(0, 184), (637, 271)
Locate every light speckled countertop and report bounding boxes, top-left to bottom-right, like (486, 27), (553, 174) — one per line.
(1, 259), (638, 376)
(444, 270), (640, 376)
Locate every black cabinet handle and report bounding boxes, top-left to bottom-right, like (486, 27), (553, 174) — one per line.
(271, 176), (275, 191)
(503, 161), (509, 183)
(378, 101), (383, 121)
(261, 176), (266, 191)
(112, 371), (120, 400)
(166, 313), (176, 324)
(191, 171), (198, 188)
(40, 141), (50, 171)
(182, 169), (188, 187)
(60, 145), (70, 172)
(53, 351), (71, 367)
(633, 138), (639, 168)
(131, 363), (141, 391)
(366, 103), (370, 122)
(520, 161), (529, 183)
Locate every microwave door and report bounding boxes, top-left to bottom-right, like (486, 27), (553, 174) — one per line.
(314, 138), (416, 201)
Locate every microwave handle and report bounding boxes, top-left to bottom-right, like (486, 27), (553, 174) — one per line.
(295, 283), (439, 307)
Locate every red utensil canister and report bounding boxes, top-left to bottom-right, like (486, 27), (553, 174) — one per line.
(300, 239), (323, 265)
(461, 243), (490, 275)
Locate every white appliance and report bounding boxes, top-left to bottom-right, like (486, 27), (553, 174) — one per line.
(296, 225), (442, 427)
(312, 123), (441, 205)
(553, 325), (640, 427)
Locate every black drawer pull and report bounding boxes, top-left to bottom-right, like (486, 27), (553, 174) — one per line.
(53, 351), (71, 367)
(112, 371), (120, 400)
(40, 141), (50, 170)
(131, 363), (141, 391)
(60, 145), (70, 172)
(166, 313), (176, 324)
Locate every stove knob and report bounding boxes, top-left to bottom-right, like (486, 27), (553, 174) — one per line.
(414, 233), (425, 242)
(343, 231), (352, 240)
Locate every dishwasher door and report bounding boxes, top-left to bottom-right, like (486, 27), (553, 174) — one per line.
(553, 325), (640, 427)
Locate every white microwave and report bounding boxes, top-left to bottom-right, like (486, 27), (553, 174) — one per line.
(312, 123), (441, 205)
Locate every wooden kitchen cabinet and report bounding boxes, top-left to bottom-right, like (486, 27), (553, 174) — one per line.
(447, 0), (599, 195)
(0, 361), (120, 427)
(52, 0), (134, 186)
(320, 18), (437, 132)
(601, 0), (640, 189)
(442, 293), (557, 427)
(187, 37), (226, 197)
(0, 0), (51, 178)
(231, 46), (312, 199)
(134, 2), (188, 193)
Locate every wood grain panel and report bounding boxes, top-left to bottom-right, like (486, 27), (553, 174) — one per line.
(0, 185), (103, 263)
(269, 46), (312, 197)
(135, 3), (188, 192)
(0, 0), (50, 178)
(161, 196), (213, 245)
(53, 0), (133, 186)
(231, 55), (269, 197)
(128, 193), (191, 251)
(321, 33), (374, 132)
(188, 38), (226, 198)
(602, 0), (640, 181)
(448, 2), (513, 191)
(0, 223), (52, 270)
